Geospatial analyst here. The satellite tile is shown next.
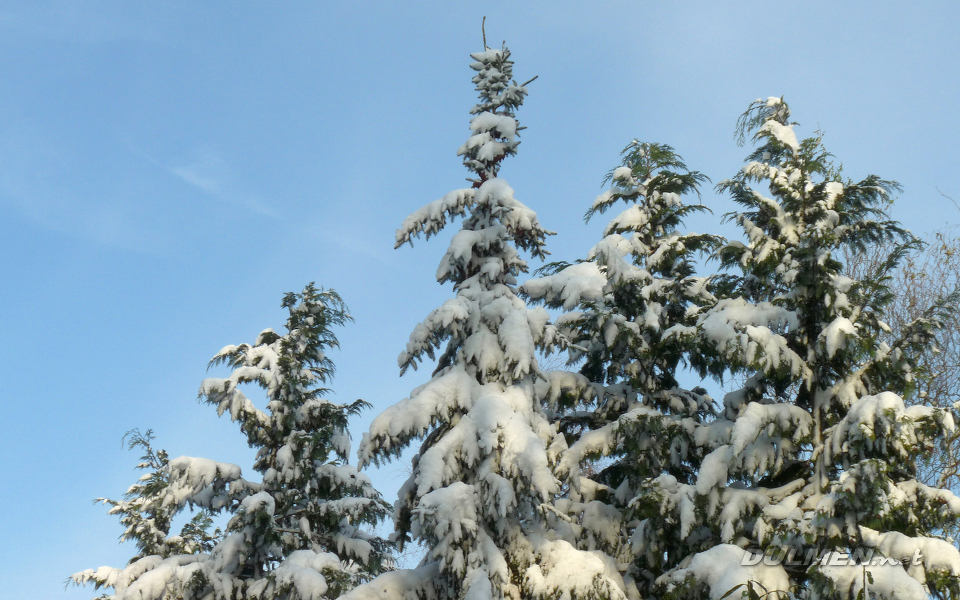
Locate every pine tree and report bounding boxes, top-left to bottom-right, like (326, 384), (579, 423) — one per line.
(522, 140), (722, 597)
(644, 98), (960, 599)
(344, 41), (627, 600)
(72, 284), (390, 600)
(100, 429), (220, 561)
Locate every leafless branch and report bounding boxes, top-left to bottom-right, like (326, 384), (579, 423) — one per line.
(937, 186), (960, 214)
(843, 227), (960, 509)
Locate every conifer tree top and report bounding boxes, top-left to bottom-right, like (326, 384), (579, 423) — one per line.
(351, 35), (627, 600)
(457, 41), (533, 187)
(388, 39), (551, 386)
(72, 285), (390, 600)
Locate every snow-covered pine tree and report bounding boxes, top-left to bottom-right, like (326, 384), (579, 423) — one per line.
(72, 284), (390, 600)
(521, 141), (721, 595)
(96, 429), (220, 566)
(646, 98), (960, 599)
(344, 41), (627, 600)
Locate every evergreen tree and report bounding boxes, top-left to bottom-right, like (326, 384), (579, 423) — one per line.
(643, 98), (960, 599)
(344, 41), (626, 600)
(522, 140), (722, 597)
(72, 284), (390, 600)
(99, 429), (220, 564)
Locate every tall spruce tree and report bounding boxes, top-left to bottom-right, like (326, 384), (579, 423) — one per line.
(344, 41), (627, 600)
(643, 98), (960, 599)
(72, 284), (390, 600)
(522, 141), (721, 596)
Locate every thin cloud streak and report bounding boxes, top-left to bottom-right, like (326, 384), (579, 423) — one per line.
(168, 148), (278, 219)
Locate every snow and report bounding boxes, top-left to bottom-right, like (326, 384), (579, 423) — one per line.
(470, 49), (503, 63)
(684, 298), (806, 377)
(820, 316), (857, 358)
(415, 482), (478, 551)
(896, 479), (960, 516)
(860, 526), (960, 582)
(165, 455), (243, 507)
(458, 132), (509, 163)
(396, 189), (476, 248)
(824, 391), (946, 466)
(475, 179), (543, 237)
(407, 386), (557, 500)
(696, 445), (733, 494)
(239, 490), (276, 516)
(604, 205), (650, 235)
(816, 562), (927, 600)
(264, 551), (342, 600)
(360, 367), (479, 466)
(524, 539), (626, 600)
(730, 402), (812, 455)
(521, 262), (605, 310)
(469, 111), (518, 140)
(647, 474), (698, 539)
(760, 120), (799, 152)
(611, 166), (633, 182)
(340, 563), (441, 600)
(659, 544), (791, 600)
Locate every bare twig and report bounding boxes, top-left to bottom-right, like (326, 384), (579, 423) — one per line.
(482, 16), (487, 49)
(842, 228), (960, 527)
(937, 187), (960, 214)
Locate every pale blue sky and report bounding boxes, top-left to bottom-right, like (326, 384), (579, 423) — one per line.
(1, 2), (958, 597)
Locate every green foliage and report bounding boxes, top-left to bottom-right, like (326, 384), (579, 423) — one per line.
(98, 428), (220, 563)
(74, 285), (391, 599)
(201, 284), (390, 574)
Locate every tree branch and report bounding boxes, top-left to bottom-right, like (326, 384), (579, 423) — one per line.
(937, 186), (960, 214)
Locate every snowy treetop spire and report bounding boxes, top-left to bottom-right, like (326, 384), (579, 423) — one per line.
(458, 43), (533, 186)
(351, 38), (626, 600)
(391, 43), (553, 384)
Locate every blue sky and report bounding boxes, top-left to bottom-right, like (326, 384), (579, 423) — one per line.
(1, 2), (958, 597)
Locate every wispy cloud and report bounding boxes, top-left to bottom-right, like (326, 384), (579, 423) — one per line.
(171, 167), (221, 196)
(0, 121), (274, 255)
(168, 147), (277, 218)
